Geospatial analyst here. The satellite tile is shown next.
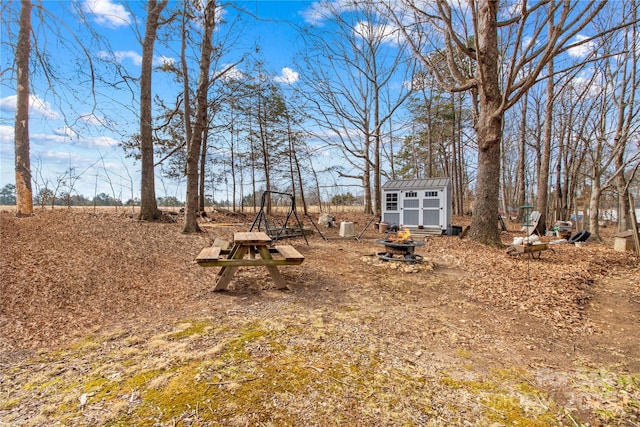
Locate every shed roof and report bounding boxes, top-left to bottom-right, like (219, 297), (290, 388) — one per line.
(382, 178), (451, 190)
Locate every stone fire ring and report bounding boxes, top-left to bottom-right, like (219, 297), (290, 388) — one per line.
(376, 251), (424, 263)
(375, 239), (425, 263)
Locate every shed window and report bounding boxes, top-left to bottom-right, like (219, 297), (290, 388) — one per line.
(425, 191), (438, 197)
(404, 199), (419, 208)
(423, 199), (439, 208)
(386, 193), (398, 211)
(405, 191), (418, 198)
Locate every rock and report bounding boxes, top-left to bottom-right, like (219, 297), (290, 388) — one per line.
(318, 213), (335, 228)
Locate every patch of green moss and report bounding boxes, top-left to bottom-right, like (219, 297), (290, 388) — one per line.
(482, 394), (556, 426)
(439, 374), (498, 393)
(91, 369), (166, 401)
(221, 322), (269, 358)
(110, 321), (431, 425)
(491, 367), (541, 395)
(68, 335), (101, 351)
(98, 321), (296, 423)
(455, 347), (473, 360)
(169, 319), (215, 340)
(0, 398), (20, 411)
(439, 368), (559, 425)
(80, 375), (112, 395)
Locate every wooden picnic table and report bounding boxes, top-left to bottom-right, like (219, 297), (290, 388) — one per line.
(195, 231), (304, 291)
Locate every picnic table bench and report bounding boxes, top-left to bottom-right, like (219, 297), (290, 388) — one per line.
(196, 231), (304, 291)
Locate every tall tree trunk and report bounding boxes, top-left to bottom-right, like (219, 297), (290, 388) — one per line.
(308, 155), (323, 212)
(468, 0), (503, 245)
(14, 0), (33, 217)
(181, 0), (192, 158)
(456, 93), (465, 215)
(199, 115), (208, 212)
(588, 184), (602, 241)
(374, 130), (382, 216)
(230, 106), (237, 212)
(614, 5), (637, 232)
(286, 116), (308, 214)
(363, 138), (373, 215)
(536, 58), (554, 234)
(183, 0), (216, 233)
(250, 136), (256, 213)
(471, 122), (503, 244)
(294, 152), (308, 215)
(451, 95), (462, 215)
(554, 117), (565, 224)
(499, 132), (509, 223)
(257, 94), (272, 215)
(139, 0), (168, 221)
(516, 93), (528, 222)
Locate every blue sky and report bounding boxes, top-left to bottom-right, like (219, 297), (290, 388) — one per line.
(0, 0), (335, 201)
(0, 0), (615, 203)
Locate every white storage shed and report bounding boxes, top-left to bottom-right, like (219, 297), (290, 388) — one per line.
(381, 178), (452, 232)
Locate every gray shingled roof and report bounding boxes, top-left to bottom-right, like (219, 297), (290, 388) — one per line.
(382, 178), (451, 189)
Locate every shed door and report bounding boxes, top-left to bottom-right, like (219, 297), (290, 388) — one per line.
(402, 191), (420, 226)
(383, 192), (400, 225)
(422, 190), (442, 228)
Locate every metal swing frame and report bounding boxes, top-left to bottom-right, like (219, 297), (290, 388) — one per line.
(249, 191), (309, 245)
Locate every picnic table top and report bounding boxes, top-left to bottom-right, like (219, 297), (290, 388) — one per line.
(233, 231), (272, 245)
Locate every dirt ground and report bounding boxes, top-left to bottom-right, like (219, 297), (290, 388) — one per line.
(1, 208), (639, 426)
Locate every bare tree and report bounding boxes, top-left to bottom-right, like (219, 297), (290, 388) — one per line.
(138, 0), (169, 221)
(297, 1), (414, 215)
(609, 0), (640, 232)
(535, 51), (555, 234)
(183, 0), (217, 233)
(380, 0), (608, 244)
(13, 0), (33, 217)
(581, 24), (640, 240)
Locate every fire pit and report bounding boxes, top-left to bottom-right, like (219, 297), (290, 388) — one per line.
(376, 228), (424, 263)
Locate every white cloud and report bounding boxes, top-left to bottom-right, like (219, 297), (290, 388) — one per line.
(301, 0), (360, 25)
(0, 96), (14, 112)
(82, 0), (132, 28)
(0, 126), (120, 150)
(568, 34), (596, 58)
(522, 35), (539, 51)
(353, 21), (399, 45)
(301, 2), (331, 26)
(39, 149), (82, 162)
(86, 136), (120, 148)
(111, 50), (142, 66)
(54, 126), (79, 139)
(78, 113), (104, 126)
(32, 131), (119, 149)
(99, 50), (175, 67)
(220, 64), (244, 81)
(0, 95), (60, 119)
(30, 97), (60, 119)
(0, 125), (13, 143)
(274, 67), (300, 84)
(157, 55), (176, 67)
(566, 69), (603, 99)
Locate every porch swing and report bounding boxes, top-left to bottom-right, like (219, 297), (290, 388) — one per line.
(249, 191), (309, 244)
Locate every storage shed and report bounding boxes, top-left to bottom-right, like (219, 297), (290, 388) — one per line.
(381, 178), (452, 232)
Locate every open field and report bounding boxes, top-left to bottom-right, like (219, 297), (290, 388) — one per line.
(1, 208), (639, 426)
